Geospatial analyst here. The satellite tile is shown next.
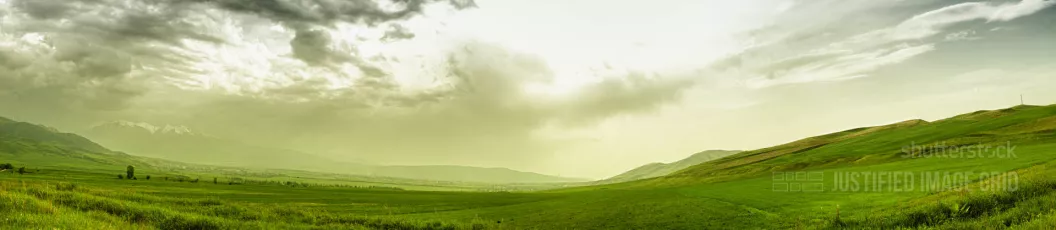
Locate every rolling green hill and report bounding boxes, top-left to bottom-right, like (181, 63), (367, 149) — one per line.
(601, 150), (740, 184)
(659, 105), (1054, 185)
(0, 117), (111, 154)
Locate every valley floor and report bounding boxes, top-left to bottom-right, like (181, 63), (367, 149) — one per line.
(3, 154), (1056, 229)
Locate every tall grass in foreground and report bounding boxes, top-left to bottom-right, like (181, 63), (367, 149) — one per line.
(0, 181), (493, 230)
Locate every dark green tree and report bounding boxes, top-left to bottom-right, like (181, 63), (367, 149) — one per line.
(17, 167), (26, 175)
(145, 175), (151, 180)
(118, 174), (123, 179)
(126, 165), (135, 179)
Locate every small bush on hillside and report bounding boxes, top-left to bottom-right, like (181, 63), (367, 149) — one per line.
(17, 167), (26, 175)
(146, 175), (151, 180)
(118, 175), (124, 179)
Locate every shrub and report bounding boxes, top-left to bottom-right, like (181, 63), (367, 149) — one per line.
(126, 165), (135, 179)
(118, 174), (124, 179)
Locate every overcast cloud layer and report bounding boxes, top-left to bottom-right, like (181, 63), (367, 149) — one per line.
(2, 0), (1055, 178)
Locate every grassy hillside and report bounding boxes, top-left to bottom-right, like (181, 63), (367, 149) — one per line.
(3, 104), (1056, 229)
(662, 105), (1054, 185)
(0, 117), (111, 154)
(602, 150), (740, 184)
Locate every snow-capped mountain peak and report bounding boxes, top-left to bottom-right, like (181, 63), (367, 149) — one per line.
(93, 121), (200, 136)
(160, 125), (194, 135)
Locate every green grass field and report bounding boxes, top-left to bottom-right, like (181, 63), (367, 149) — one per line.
(4, 105), (1056, 229)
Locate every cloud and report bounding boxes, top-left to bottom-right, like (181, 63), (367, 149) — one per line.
(2, 0), (696, 172)
(944, 30), (981, 41)
(179, 0), (470, 68)
(186, 0), (471, 27)
(892, 0), (1056, 40)
(0, 0), (476, 107)
(11, 0), (70, 20)
(713, 0), (1053, 88)
(116, 41), (697, 170)
(739, 44), (934, 88)
(381, 24), (416, 41)
(289, 29), (348, 65)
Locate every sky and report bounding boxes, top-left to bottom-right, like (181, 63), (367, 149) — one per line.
(1, 0), (1055, 179)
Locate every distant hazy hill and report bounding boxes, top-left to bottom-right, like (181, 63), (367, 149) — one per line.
(371, 165), (588, 184)
(82, 121), (364, 173)
(601, 150), (740, 184)
(80, 121), (584, 183)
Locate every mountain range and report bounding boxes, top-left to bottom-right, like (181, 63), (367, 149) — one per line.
(76, 120), (585, 183)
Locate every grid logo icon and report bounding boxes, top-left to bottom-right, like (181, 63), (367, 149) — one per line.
(772, 172), (824, 192)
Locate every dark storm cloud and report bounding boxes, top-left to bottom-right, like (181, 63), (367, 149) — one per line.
(179, 0), (473, 65)
(186, 0), (447, 26)
(287, 27), (393, 80)
(0, 0), (480, 137)
(290, 29), (346, 65)
(382, 24), (416, 41)
(1, 0), (475, 112)
(12, 0), (71, 19)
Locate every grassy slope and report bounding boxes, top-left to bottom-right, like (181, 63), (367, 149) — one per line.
(602, 150), (741, 184)
(0, 119), (111, 155)
(3, 104), (1056, 229)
